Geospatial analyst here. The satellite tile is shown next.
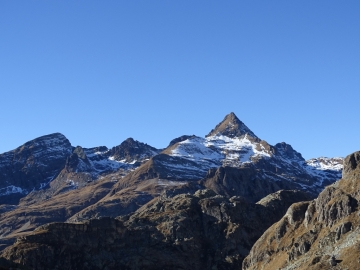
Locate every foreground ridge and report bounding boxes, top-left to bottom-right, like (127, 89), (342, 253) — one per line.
(1, 189), (312, 269)
(243, 151), (360, 270)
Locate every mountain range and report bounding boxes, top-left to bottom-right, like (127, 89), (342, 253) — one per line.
(0, 112), (346, 269)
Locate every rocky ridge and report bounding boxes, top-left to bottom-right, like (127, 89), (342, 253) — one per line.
(0, 135), (159, 203)
(68, 113), (342, 222)
(0, 112), (344, 259)
(0, 135), (160, 250)
(0, 133), (72, 204)
(1, 189), (312, 270)
(242, 150), (360, 270)
(149, 113), (343, 195)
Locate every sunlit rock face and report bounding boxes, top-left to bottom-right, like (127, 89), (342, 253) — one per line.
(243, 151), (360, 270)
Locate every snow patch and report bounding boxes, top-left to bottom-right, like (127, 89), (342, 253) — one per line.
(157, 179), (187, 186)
(170, 134), (271, 167)
(0, 185), (28, 196)
(306, 157), (343, 171)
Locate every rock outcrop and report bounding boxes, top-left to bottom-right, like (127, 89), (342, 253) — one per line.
(106, 137), (159, 164)
(342, 151), (360, 181)
(1, 189), (311, 270)
(203, 166), (305, 202)
(243, 150), (360, 270)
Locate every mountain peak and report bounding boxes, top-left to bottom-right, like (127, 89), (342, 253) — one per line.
(206, 112), (258, 138)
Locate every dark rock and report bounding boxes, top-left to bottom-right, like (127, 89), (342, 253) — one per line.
(336, 221), (352, 240)
(106, 137), (159, 163)
(65, 146), (91, 172)
(316, 187), (357, 227)
(206, 112), (258, 139)
(167, 135), (197, 147)
(203, 166), (302, 203)
(330, 255), (337, 266)
(342, 151), (360, 180)
(257, 190), (313, 215)
(0, 189), (310, 270)
(0, 133), (72, 203)
(274, 142), (304, 161)
(242, 151), (360, 270)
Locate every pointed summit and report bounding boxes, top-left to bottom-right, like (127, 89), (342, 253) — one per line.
(206, 112), (258, 138)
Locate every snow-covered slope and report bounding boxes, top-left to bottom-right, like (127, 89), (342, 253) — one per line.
(304, 157), (343, 186)
(169, 134), (270, 169)
(306, 157), (343, 171)
(158, 113), (343, 193)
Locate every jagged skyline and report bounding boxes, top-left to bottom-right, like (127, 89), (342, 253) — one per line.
(1, 1), (359, 159)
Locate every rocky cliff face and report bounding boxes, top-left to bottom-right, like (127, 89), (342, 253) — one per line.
(202, 166), (299, 202)
(243, 150), (360, 270)
(0, 189), (311, 270)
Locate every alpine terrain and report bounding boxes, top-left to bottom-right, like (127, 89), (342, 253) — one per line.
(243, 151), (360, 270)
(0, 112), (345, 269)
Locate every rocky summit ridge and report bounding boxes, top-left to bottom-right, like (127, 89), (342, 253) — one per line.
(0, 133), (73, 204)
(0, 112), (348, 269)
(207, 112), (258, 138)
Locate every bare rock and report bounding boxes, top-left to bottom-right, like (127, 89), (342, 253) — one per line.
(0, 188), (310, 270)
(243, 151), (360, 270)
(342, 151), (360, 180)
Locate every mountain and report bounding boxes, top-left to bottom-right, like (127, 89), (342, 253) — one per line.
(63, 113), (342, 223)
(206, 112), (258, 138)
(136, 112), (342, 194)
(0, 134), (159, 203)
(121, 113), (342, 195)
(242, 151), (360, 270)
(0, 133), (72, 204)
(0, 112), (344, 256)
(0, 135), (160, 250)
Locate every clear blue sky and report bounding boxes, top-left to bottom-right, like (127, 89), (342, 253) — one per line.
(1, 1), (359, 159)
